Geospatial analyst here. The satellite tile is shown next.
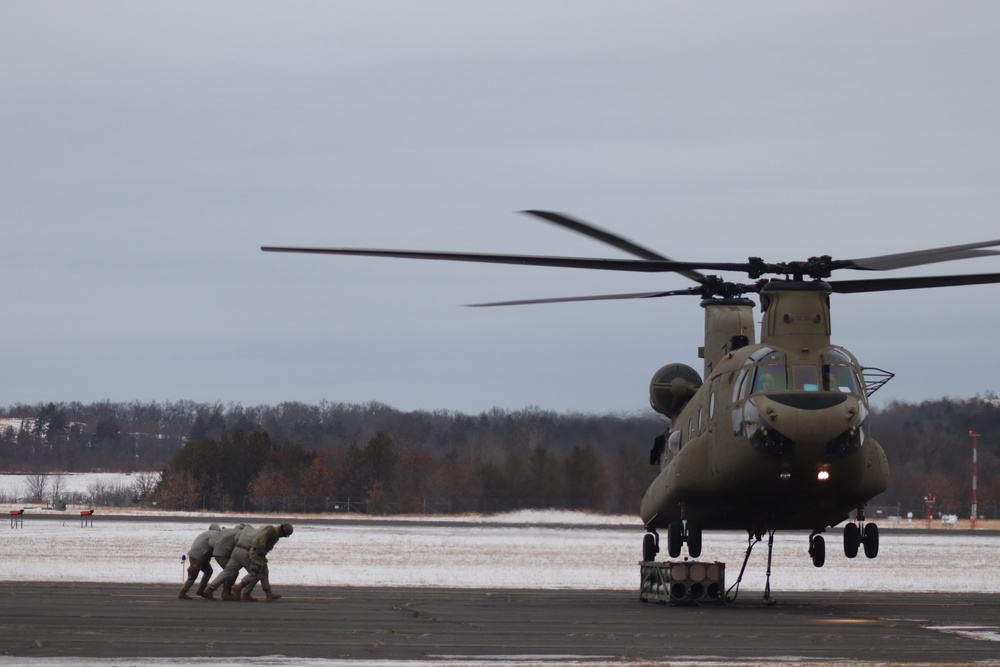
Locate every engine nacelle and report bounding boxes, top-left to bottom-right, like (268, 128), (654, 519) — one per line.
(649, 363), (702, 419)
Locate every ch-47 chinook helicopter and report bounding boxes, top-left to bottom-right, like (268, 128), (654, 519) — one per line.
(263, 210), (1000, 601)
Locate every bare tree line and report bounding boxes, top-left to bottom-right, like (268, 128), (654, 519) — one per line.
(1, 395), (998, 517)
(0, 472), (159, 508)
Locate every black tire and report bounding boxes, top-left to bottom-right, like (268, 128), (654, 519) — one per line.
(810, 535), (826, 568)
(844, 522), (860, 558)
(667, 521), (683, 558)
(686, 522), (702, 559)
(862, 522), (879, 558)
(643, 533), (658, 562)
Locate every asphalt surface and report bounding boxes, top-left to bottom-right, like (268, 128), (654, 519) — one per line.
(1, 582), (998, 663)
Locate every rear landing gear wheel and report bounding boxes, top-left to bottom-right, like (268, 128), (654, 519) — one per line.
(862, 522), (879, 558)
(844, 522), (861, 558)
(642, 533), (658, 562)
(809, 534), (826, 568)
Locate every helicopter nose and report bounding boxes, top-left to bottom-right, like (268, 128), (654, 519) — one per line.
(745, 393), (863, 458)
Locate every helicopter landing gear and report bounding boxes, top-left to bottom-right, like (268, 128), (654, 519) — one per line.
(666, 520), (702, 558)
(642, 532), (659, 562)
(844, 510), (879, 559)
(808, 531), (826, 568)
(844, 522), (861, 558)
(863, 522), (879, 558)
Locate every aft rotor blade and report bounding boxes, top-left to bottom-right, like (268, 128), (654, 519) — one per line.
(261, 246), (738, 274)
(521, 210), (707, 283)
(830, 272), (1000, 293)
(467, 288), (699, 307)
(842, 240), (1000, 271)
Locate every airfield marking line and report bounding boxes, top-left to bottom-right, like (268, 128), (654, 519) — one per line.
(111, 594), (349, 600)
(814, 601), (978, 607)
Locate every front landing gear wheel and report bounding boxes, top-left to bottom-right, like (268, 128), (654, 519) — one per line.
(686, 522), (702, 558)
(862, 522), (879, 558)
(809, 534), (826, 568)
(844, 522), (861, 558)
(667, 521), (683, 558)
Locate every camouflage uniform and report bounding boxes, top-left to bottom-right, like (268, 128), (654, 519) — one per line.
(178, 523), (220, 599)
(235, 523), (293, 601)
(203, 524), (255, 600)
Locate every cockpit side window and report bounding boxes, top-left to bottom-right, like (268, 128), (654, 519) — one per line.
(823, 363), (860, 393)
(752, 364), (788, 393)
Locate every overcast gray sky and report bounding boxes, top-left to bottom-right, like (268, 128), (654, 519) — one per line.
(2, 2), (999, 414)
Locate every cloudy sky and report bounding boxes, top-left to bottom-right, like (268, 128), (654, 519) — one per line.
(2, 2), (999, 414)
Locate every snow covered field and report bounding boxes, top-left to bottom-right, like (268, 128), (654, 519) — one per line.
(2, 509), (999, 594)
(2, 509), (999, 667)
(0, 472), (143, 500)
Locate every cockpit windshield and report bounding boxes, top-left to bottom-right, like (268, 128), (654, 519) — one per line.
(792, 365), (820, 391)
(749, 356), (860, 395)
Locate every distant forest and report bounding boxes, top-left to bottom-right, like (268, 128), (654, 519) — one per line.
(1, 395), (998, 518)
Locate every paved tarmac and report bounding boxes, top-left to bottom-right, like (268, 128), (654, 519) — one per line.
(1, 582), (998, 663)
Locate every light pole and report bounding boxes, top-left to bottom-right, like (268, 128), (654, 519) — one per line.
(968, 430), (979, 529)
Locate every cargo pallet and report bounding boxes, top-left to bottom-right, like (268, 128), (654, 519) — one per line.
(639, 560), (726, 605)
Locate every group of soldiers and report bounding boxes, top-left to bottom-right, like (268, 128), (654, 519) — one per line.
(179, 522), (294, 602)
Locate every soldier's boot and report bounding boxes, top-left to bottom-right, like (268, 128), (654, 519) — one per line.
(196, 582), (207, 597)
(239, 583), (257, 602)
(178, 587), (194, 600)
(222, 584), (239, 601)
(199, 585), (217, 600)
(265, 590), (282, 602)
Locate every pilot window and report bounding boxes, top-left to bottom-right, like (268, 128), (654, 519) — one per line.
(752, 364), (788, 392)
(823, 363), (860, 393)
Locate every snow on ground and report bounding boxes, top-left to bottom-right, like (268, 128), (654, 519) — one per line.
(2, 510), (999, 667)
(1, 510), (999, 593)
(0, 472), (144, 501)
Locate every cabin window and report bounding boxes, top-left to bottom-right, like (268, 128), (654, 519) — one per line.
(752, 364), (788, 392)
(709, 388), (717, 420)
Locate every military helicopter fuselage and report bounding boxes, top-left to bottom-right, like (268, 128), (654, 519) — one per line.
(642, 281), (888, 539)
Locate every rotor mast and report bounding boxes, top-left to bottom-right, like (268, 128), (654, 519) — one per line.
(758, 281), (833, 348)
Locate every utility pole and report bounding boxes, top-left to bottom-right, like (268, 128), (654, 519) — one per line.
(968, 430), (980, 529)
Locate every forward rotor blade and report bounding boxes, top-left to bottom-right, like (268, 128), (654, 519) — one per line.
(467, 289), (700, 307)
(521, 210), (706, 283)
(830, 272), (1000, 293)
(261, 245), (739, 274)
(843, 240), (1000, 271)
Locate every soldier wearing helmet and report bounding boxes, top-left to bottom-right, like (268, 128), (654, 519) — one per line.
(232, 523), (293, 601)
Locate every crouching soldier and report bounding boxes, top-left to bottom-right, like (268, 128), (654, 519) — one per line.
(205, 523), (247, 600)
(178, 523), (221, 599)
(201, 523), (255, 601)
(233, 523), (293, 602)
